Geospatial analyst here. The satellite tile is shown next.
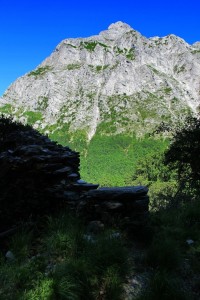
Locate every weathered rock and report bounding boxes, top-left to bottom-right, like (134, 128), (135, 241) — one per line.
(72, 183), (99, 191)
(5, 251), (15, 261)
(53, 166), (72, 174)
(104, 202), (123, 210)
(86, 186), (149, 201)
(1, 21), (200, 139)
(77, 186), (149, 230)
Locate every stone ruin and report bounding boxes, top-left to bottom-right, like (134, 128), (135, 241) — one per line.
(0, 117), (149, 233)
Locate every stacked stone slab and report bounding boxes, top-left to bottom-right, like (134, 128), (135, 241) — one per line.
(0, 118), (82, 229)
(77, 186), (149, 233)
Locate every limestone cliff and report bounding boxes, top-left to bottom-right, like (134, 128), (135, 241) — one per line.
(1, 21), (200, 139)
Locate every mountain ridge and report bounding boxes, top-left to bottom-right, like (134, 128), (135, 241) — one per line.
(1, 21), (200, 140)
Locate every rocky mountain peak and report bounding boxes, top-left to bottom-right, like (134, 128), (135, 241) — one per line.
(99, 21), (135, 40)
(1, 22), (200, 140)
(193, 41), (200, 49)
(108, 21), (132, 31)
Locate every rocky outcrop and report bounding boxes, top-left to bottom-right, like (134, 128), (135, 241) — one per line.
(1, 21), (200, 138)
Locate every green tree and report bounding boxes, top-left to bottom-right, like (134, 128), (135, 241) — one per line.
(132, 152), (172, 183)
(132, 151), (177, 210)
(164, 116), (200, 192)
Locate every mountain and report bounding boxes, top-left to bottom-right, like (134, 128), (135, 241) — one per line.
(1, 22), (200, 185)
(1, 21), (200, 140)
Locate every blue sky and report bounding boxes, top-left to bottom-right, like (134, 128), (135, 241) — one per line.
(0, 0), (200, 96)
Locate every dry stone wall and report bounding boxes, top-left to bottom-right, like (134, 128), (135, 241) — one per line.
(77, 186), (149, 233)
(0, 118), (149, 232)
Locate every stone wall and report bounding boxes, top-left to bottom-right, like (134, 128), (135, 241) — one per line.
(0, 118), (149, 232)
(75, 186), (149, 234)
(0, 118), (81, 229)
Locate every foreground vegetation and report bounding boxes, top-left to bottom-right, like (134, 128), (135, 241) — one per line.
(1, 200), (200, 299)
(136, 116), (200, 299)
(0, 212), (129, 299)
(0, 116), (200, 299)
(1, 198), (200, 299)
(138, 199), (200, 300)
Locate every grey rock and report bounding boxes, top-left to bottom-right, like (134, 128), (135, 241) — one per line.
(186, 239), (194, 245)
(109, 232), (121, 239)
(5, 250), (15, 261)
(83, 234), (95, 243)
(104, 202), (123, 210)
(77, 179), (87, 184)
(1, 22), (200, 139)
(53, 166), (71, 174)
(68, 173), (79, 178)
(86, 186), (149, 201)
(73, 183), (99, 191)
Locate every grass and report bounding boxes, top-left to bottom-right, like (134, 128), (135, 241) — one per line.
(80, 41), (110, 52)
(135, 198), (200, 300)
(0, 211), (130, 299)
(65, 43), (77, 48)
(95, 65), (109, 72)
(37, 96), (49, 110)
(146, 235), (182, 270)
(22, 278), (54, 300)
(65, 63), (82, 70)
(126, 48), (135, 60)
(113, 47), (135, 60)
(191, 49), (200, 54)
(23, 111), (43, 125)
(0, 104), (13, 114)
(80, 41), (97, 52)
(173, 65), (186, 73)
(137, 271), (189, 300)
(28, 66), (52, 77)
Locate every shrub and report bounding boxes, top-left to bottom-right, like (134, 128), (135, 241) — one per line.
(164, 117), (200, 193)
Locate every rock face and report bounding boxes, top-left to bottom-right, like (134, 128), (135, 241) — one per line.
(1, 21), (200, 138)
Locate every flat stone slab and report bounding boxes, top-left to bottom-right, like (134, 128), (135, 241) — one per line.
(72, 183), (99, 191)
(86, 186), (148, 202)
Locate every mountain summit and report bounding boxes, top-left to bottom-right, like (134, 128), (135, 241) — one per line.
(1, 22), (200, 139)
(108, 21), (132, 31)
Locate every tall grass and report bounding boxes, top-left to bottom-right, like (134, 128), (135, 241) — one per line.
(138, 271), (189, 300)
(137, 199), (200, 300)
(0, 211), (129, 299)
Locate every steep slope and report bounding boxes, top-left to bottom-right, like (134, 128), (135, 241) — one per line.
(1, 21), (200, 141)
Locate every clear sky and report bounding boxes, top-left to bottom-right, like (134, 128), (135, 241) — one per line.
(0, 0), (200, 96)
